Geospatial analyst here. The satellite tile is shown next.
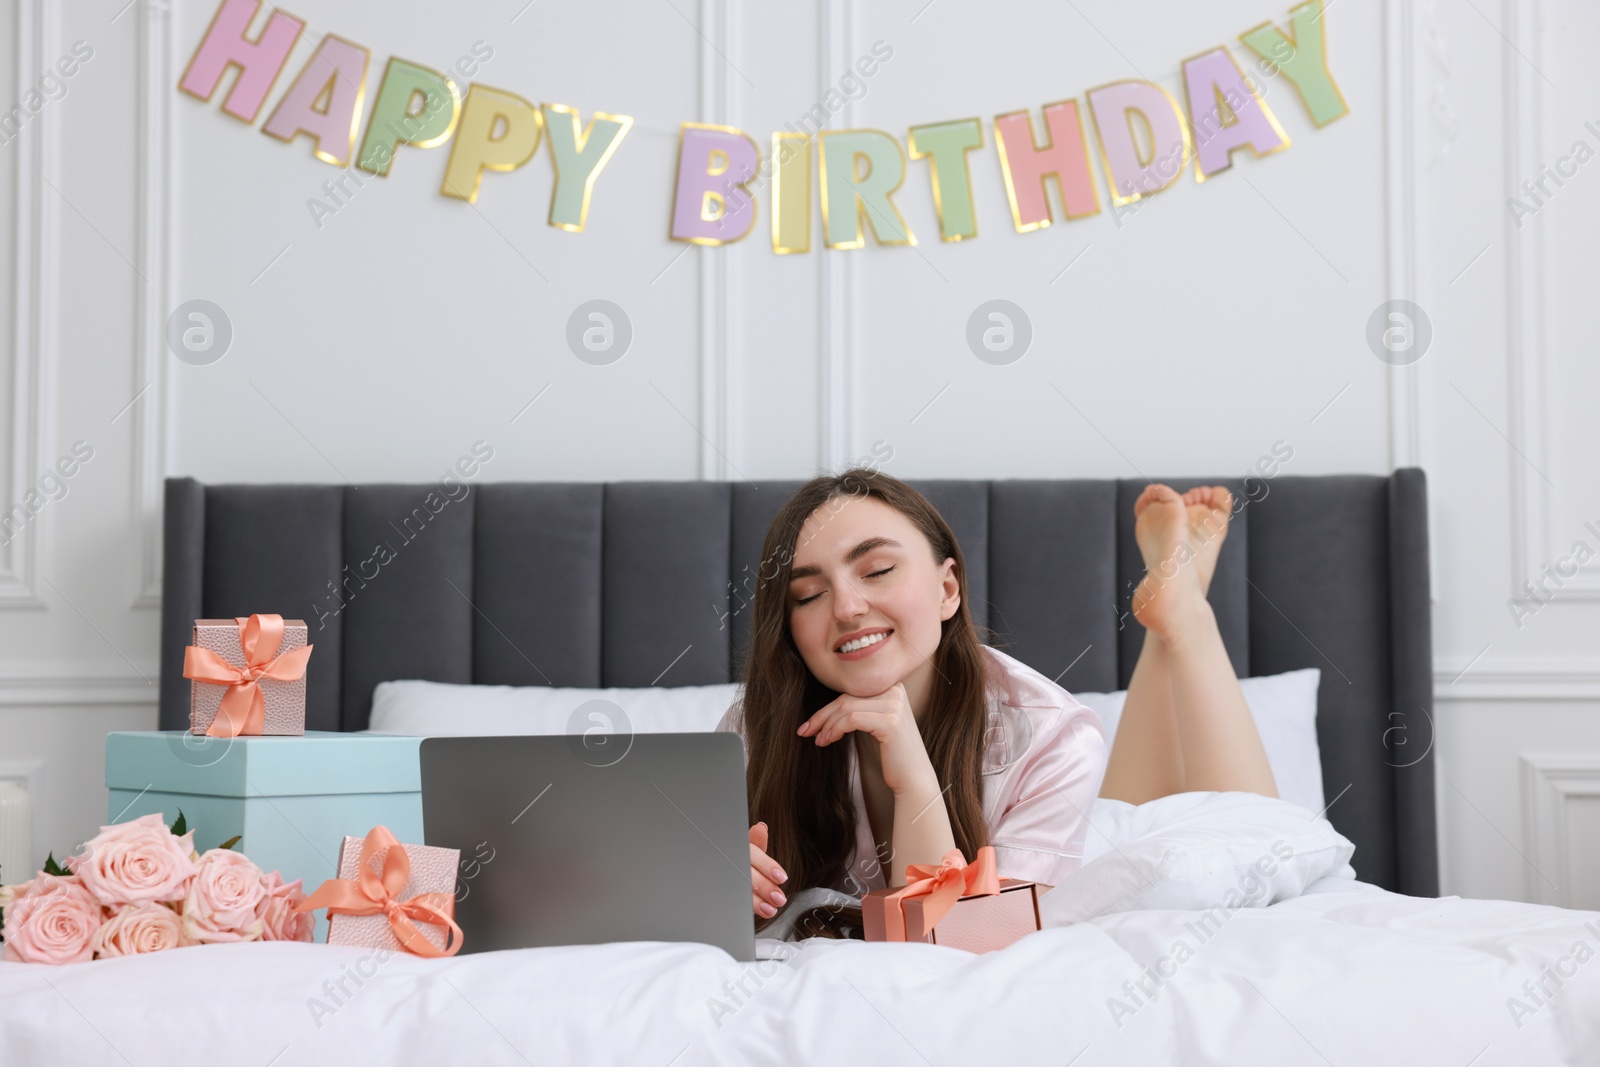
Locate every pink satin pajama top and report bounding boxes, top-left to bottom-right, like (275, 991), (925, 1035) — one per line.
(715, 644), (1109, 894)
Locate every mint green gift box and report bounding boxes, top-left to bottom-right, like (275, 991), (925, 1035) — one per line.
(105, 731), (425, 944)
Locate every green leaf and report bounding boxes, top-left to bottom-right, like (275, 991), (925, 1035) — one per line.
(171, 809), (187, 837)
(218, 835), (242, 851)
(43, 852), (68, 876)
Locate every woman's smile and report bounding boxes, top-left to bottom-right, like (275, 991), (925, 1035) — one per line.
(835, 627), (894, 660)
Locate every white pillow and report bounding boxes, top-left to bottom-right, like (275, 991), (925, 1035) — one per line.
(1072, 667), (1325, 815)
(1040, 791), (1357, 927)
(365, 679), (743, 737)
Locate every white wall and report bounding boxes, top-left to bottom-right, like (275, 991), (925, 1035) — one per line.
(1, 0), (1595, 903)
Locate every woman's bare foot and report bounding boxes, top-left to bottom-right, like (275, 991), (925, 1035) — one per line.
(1130, 484), (1209, 639)
(1181, 485), (1233, 597)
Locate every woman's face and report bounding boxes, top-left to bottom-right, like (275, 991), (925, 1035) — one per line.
(785, 494), (960, 709)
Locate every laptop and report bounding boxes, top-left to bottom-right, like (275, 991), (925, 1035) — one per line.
(419, 732), (756, 961)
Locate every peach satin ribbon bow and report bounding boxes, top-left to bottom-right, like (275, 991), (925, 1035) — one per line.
(878, 845), (1001, 942)
(294, 826), (463, 958)
(182, 613), (313, 738)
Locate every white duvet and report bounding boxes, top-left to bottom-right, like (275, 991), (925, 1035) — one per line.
(4, 793), (1598, 1066)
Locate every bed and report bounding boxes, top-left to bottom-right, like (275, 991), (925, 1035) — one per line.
(155, 470), (1437, 895)
(5, 469), (1599, 1065)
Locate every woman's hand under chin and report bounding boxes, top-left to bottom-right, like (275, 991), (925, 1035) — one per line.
(801, 682), (958, 885)
(797, 682), (937, 797)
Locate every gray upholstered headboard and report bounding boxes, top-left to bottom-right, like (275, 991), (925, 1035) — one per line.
(158, 471), (1437, 896)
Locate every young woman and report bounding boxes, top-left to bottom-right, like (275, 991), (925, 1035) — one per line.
(715, 469), (1277, 935)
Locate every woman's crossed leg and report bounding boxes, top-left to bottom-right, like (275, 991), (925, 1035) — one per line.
(1098, 484), (1278, 804)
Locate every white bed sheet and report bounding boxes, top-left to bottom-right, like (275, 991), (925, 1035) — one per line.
(4, 794), (1598, 1066)
(3, 883), (1596, 1066)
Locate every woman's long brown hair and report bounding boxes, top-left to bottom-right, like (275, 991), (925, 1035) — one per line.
(735, 468), (998, 935)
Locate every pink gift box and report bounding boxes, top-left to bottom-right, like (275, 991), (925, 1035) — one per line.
(863, 878), (1041, 953)
(325, 835), (461, 954)
(188, 618), (309, 736)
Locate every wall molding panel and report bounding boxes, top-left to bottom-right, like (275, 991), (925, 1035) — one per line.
(816, 0), (855, 473)
(129, 0), (174, 610)
(1520, 752), (1600, 907)
(0, 664), (158, 707)
(1503, 0), (1600, 601)
(695, 0), (736, 481)
(1385, 0), (1446, 606)
(1385, 0), (1427, 474)
(0, 758), (46, 798)
(1436, 658), (1600, 701)
(1, 0), (59, 611)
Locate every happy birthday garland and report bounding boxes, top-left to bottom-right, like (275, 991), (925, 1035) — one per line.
(180, 0), (1348, 252)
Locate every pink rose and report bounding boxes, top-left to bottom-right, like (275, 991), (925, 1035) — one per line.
(183, 849), (267, 944)
(70, 812), (197, 906)
(89, 901), (185, 957)
(1, 873), (103, 964)
(256, 870), (314, 942)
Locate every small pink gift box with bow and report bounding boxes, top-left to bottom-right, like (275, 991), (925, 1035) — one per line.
(295, 826), (463, 957)
(862, 845), (1041, 953)
(183, 614), (313, 737)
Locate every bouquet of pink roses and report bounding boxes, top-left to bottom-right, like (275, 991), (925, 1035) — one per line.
(0, 811), (313, 964)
